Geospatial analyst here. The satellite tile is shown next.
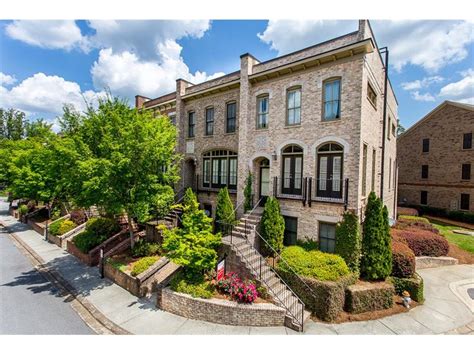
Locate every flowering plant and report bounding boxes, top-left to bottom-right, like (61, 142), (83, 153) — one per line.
(216, 272), (259, 304)
(216, 272), (240, 294)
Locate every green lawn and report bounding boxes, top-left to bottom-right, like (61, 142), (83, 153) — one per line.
(430, 220), (474, 254)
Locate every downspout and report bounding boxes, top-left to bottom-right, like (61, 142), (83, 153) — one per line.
(380, 47), (389, 200)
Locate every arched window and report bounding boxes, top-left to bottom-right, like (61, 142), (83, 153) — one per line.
(281, 145), (303, 195)
(316, 143), (343, 199)
(202, 150), (238, 189)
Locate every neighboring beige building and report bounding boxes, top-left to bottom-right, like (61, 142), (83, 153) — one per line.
(398, 101), (474, 212)
(136, 20), (398, 251)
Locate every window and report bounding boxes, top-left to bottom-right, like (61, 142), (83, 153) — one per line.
(226, 102), (236, 133)
(389, 158), (392, 189)
(319, 222), (336, 253)
(205, 107), (214, 136)
(287, 88), (301, 125)
(420, 191), (428, 205)
(462, 163), (471, 180)
(323, 78), (341, 120)
(188, 111), (195, 138)
(371, 149), (376, 192)
(283, 216), (298, 246)
(421, 165), (429, 179)
(316, 143), (343, 199)
(362, 144), (368, 196)
(392, 123), (396, 137)
(463, 133), (472, 149)
(367, 82), (377, 108)
(422, 138), (430, 153)
(257, 96), (269, 129)
(202, 150), (238, 189)
(281, 145), (303, 195)
(460, 194), (470, 211)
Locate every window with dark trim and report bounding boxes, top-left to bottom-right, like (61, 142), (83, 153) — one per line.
(281, 145), (303, 195)
(316, 143), (343, 199)
(367, 81), (377, 108)
(283, 216), (298, 246)
(319, 222), (336, 253)
(371, 149), (376, 192)
(226, 102), (236, 133)
(202, 150), (238, 190)
(420, 190), (428, 205)
(421, 165), (429, 179)
(422, 138), (430, 153)
(362, 144), (368, 196)
(205, 107), (214, 136)
(323, 78), (341, 121)
(188, 111), (195, 138)
(463, 133), (472, 149)
(287, 87), (301, 125)
(462, 163), (471, 180)
(460, 193), (470, 211)
(257, 95), (269, 129)
(389, 158), (392, 189)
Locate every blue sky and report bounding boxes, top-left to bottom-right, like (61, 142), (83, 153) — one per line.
(0, 20), (473, 130)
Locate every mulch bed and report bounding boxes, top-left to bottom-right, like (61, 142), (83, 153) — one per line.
(447, 243), (474, 264)
(311, 295), (418, 324)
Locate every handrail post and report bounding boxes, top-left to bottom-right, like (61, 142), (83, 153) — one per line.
(99, 248), (104, 278)
(259, 256), (262, 278)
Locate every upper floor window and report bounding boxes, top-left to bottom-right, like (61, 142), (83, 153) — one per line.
(205, 107), (214, 136)
(463, 133), (472, 150)
(367, 82), (377, 108)
(281, 145), (303, 195)
(226, 102), (236, 133)
(462, 163), (471, 180)
(257, 96), (269, 129)
(422, 138), (430, 153)
(421, 165), (429, 179)
(202, 150), (238, 190)
(188, 111), (195, 138)
(392, 122), (396, 137)
(287, 88), (301, 126)
(323, 78), (341, 121)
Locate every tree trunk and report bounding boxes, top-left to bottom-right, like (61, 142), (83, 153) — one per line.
(128, 214), (135, 248)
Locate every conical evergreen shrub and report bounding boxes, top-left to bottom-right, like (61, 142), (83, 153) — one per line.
(260, 197), (285, 256)
(244, 172), (253, 212)
(360, 191), (392, 280)
(215, 187), (236, 232)
(335, 211), (361, 275)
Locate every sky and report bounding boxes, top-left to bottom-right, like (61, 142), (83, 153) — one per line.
(0, 19), (473, 130)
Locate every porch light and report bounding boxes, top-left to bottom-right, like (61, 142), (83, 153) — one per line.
(272, 151), (277, 161)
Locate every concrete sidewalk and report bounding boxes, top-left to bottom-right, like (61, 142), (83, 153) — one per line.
(1, 198), (473, 335)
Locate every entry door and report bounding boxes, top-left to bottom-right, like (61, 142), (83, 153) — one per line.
(317, 154), (342, 198)
(259, 166), (270, 206)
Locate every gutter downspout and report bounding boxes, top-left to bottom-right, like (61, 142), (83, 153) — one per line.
(380, 47), (389, 200)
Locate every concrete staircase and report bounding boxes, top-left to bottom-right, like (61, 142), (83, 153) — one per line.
(222, 207), (311, 332)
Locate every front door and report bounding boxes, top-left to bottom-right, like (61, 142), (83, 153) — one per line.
(317, 154), (342, 198)
(259, 160), (270, 206)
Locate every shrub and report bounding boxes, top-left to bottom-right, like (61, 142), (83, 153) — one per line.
(170, 272), (214, 299)
(447, 210), (474, 224)
(26, 200), (36, 212)
(296, 237), (319, 251)
(73, 230), (108, 253)
(131, 256), (159, 276)
(409, 204), (474, 224)
(70, 210), (87, 225)
(86, 217), (120, 237)
(216, 272), (240, 294)
(391, 228), (449, 257)
(48, 219), (63, 236)
(230, 279), (258, 304)
(58, 220), (76, 235)
(360, 192), (392, 281)
(215, 187), (236, 232)
(395, 216), (438, 233)
(389, 273), (424, 302)
(260, 197), (285, 256)
(18, 204), (28, 216)
(345, 282), (394, 314)
(244, 172), (253, 212)
(278, 246), (349, 281)
(335, 211), (361, 274)
(391, 240), (415, 278)
(397, 207), (418, 216)
(131, 239), (160, 257)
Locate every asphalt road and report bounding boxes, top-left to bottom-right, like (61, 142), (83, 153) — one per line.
(0, 226), (94, 334)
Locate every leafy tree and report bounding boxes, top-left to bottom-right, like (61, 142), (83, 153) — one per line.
(0, 108), (26, 140)
(58, 104), (84, 136)
(162, 188), (221, 278)
(360, 191), (392, 280)
(25, 119), (55, 139)
(244, 172), (253, 212)
(215, 187), (235, 232)
(260, 197), (285, 256)
(335, 211), (361, 274)
(397, 119), (406, 137)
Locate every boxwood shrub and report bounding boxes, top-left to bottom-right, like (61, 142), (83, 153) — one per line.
(131, 239), (160, 257)
(345, 282), (394, 314)
(48, 219), (63, 236)
(73, 217), (120, 253)
(170, 271), (214, 299)
(278, 246), (349, 281)
(391, 240), (415, 278)
(131, 256), (159, 277)
(391, 228), (449, 257)
(57, 220), (77, 236)
(389, 273), (424, 303)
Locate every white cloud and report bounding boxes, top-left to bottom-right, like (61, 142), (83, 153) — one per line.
(5, 20), (90, 51)
(411, 91), (436, 102)
(258, 20), (474, 73)
(439, 69), (474, 104)
(0, 72), (106, 116)
(401, 76), (444, 91)
(0, 72), (17, 86)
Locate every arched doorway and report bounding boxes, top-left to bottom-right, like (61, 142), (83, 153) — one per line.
(259, 158), (270, 206)
(183, 158), (196, 191)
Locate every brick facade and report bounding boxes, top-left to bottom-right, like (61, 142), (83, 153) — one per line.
(398, 101), (474, 211)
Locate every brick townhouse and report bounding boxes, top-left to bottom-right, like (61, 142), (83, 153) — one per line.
(136, 20), (398, 251)
(398, 101), (474, 212)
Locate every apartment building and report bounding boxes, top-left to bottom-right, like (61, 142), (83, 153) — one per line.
(398, 101), (474, 212)
(136, 20), (398, 251)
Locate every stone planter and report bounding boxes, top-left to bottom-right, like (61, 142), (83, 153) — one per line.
(67, 240), (95, 266)
(157, 287), (286, 327)
(416, 256), (458, 269)
(48, 220), (86, 249)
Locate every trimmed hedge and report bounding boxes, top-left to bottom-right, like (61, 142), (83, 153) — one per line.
(58, 220), (76, 235)
(391, 228), (449, 257)
(131, 256), (159, 276)
(395, 217), (439, 233)
(408, 204), (474, 224)
(391, 240), (415, 278)
(72, 217), (120, 253)
(389, 273), (424, 303)
(279, 246), (350, 281)
(345, 281), (394, 314)
(335, 211), (361, 275)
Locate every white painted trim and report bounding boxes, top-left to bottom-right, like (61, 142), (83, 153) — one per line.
(254, 89), (273, 99)
(316, 215), (342, 224)
(311, 136), (351, 154)
(248, 152), (272, 169)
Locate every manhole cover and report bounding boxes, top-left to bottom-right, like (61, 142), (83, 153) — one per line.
(468, 288), (474, 300)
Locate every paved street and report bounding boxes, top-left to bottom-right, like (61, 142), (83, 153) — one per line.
(0, 225), (94, 334)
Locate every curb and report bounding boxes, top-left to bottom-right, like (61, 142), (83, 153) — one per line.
(1, 222), (131, 335)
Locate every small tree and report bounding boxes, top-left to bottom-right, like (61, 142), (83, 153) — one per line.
(215, 187), (235, 232)
(244, 172), (253, 212)
(360, 191), (392, 280)
(335, 211), (361, 275)
(260, 197), (285, 256)
(162, 188), (221, 279)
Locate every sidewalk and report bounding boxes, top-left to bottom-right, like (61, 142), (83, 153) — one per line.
(1, 198), (473, 335)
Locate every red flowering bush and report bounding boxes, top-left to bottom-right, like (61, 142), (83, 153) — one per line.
(391, 240), (415, 278)
(391, 228), (449, 257)
(216, 272), (239, 294)
(216, 272), (259, 304)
